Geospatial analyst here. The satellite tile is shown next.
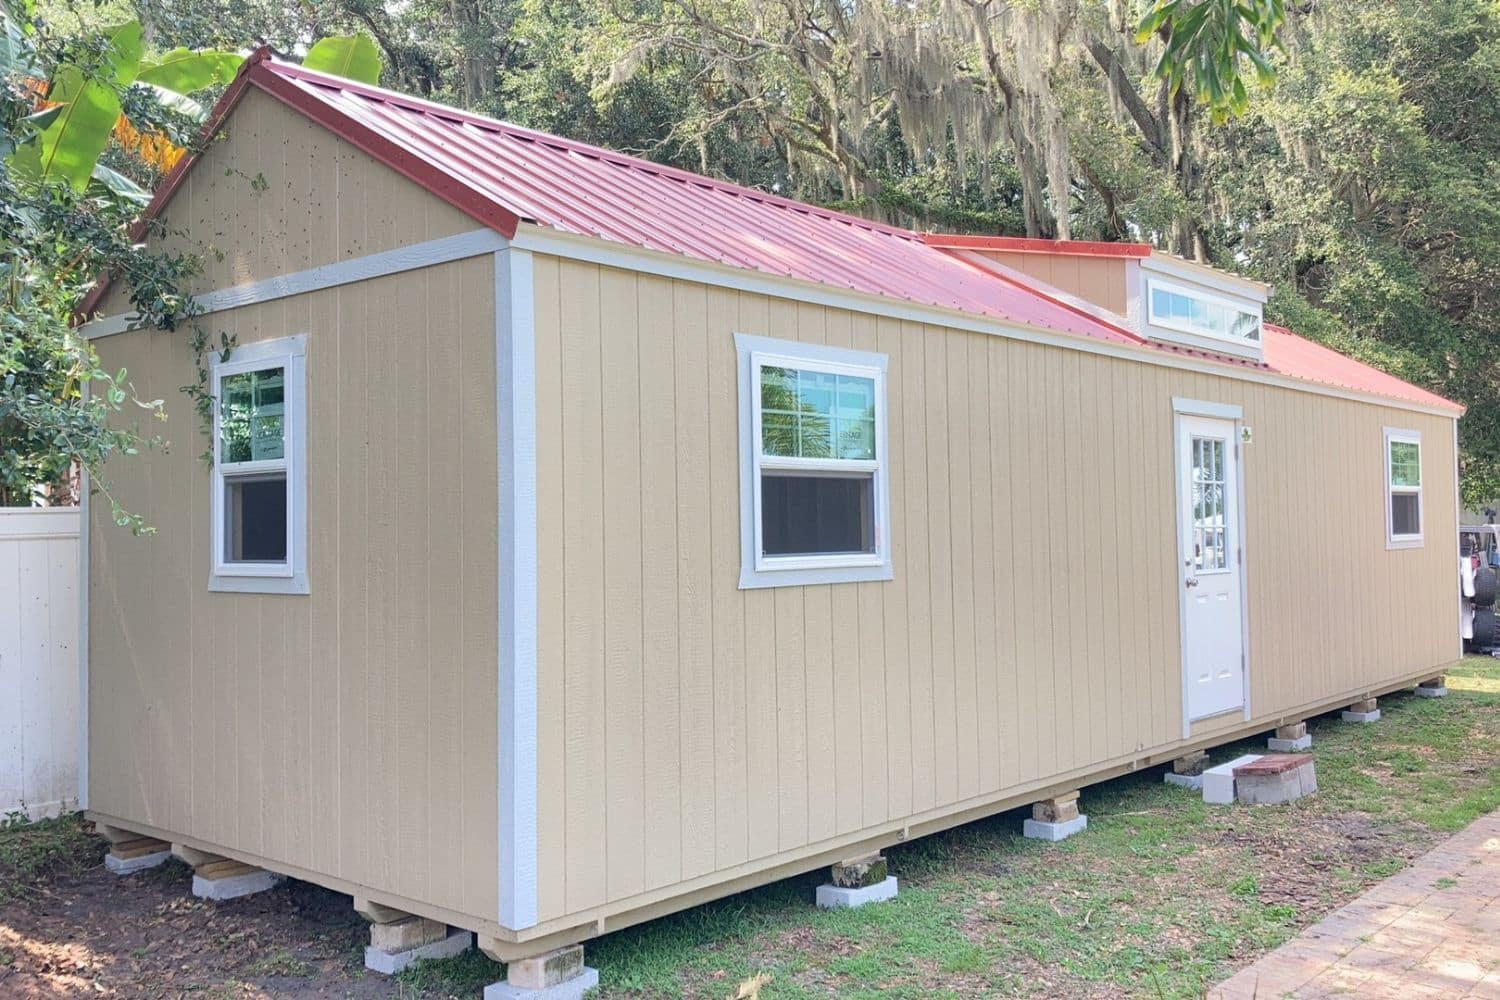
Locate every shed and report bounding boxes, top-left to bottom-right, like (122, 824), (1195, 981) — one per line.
(79, 49), (1463, 988)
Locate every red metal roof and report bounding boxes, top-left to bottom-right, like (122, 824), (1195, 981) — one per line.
(248, 56), (1141, 344)
(1262, 324), (1462, 413)
(80, 49), (1462, 414)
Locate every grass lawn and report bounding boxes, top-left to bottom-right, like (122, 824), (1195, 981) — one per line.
(404, 657), (1500, 999)
(3, 659), (1497, 998)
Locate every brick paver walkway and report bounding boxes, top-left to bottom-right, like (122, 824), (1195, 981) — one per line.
(1210, 810), (1500, 998)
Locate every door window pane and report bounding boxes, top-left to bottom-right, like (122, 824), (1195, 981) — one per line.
(1191, 435), (1228, 571)
(761, 473), (873, 556)
(224, 474), (288, 562)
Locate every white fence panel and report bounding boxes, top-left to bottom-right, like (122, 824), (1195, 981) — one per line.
(0, 508), (80, 820)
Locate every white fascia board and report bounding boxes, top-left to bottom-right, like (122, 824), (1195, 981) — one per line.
(1140, 253), (1271, 303)
(494, 246), (538, 931)
(83, 228), (509, 338)
(509, 225), (1459, 421)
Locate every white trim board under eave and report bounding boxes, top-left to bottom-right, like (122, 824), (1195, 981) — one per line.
(508, 224), (1460, 422)
(83, 228), (509, 338)
(494, 247), (538, 931)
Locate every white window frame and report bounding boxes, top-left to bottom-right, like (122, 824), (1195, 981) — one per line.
(1384, 427), (1423, 549)
(735, 333), (892, 589)
(1146, 277), (1262, 348)
(208, 334), (309, 594)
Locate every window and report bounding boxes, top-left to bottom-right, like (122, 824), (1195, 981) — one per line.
(1385, 428), (1423, 548)
(209, 335), (308, 593)
(1147, 278), (1261, 345)
(1189, 435), (1229, 572)
(736, 333), (892, 589)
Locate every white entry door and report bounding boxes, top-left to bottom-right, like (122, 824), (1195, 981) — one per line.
(1177, 414), (1245, 721)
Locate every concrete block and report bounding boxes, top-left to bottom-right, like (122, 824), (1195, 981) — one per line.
(1032, 791), (1080, 824)
(1233, 755), (1317, 805)
(484, 967), (600, 1000)
(1414, 685), (1449, 699)
(1173, 750), (1209, 776)
(816, 875), (898, 908)
(1268, 733), (1312, 752)
(365, 928), (472, 975)
(1342, 709), (1381, 723)
(105, 847), (172, 875)
(508, 945), (587, 990)
(1202, 754), (1262, 805)
(830, 854), (888, 889)
(1022, 814), (1087, 842)
(370, 916), (448, 953)
(1164, 772), (1203, 791)
(191, 863), (282, 900)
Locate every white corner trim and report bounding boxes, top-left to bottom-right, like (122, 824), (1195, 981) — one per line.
(1454, 419), (1465, 661)
(78, 466), (90, 812)
(509, 224), (1459, 420)
(495, 247), (538, 931)
(1172, 397), (1244, 420)
(83, 229), (510, 339)
(733, 332), (894, 590)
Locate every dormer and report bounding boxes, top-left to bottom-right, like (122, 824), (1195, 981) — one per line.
(1131, 254), (1269, 362)
(921, 235), (1271, 363)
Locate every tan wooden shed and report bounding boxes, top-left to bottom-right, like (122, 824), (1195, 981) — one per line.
(78, 49), (1464, 987)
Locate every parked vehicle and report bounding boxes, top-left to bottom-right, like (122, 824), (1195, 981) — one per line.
(1461, 522), (1499, 652)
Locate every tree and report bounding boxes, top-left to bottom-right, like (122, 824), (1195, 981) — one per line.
(2, 1), (380, 521)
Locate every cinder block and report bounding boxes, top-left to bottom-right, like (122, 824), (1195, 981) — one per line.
(484, 967), (600, 1000)
(1414, 685), (1448, 699)
(365, 928), (472, 975)
(1022, 814), (1087, 842)
(1233, 755), (1317, 805)
(105, 846), (172, 875)
(1268, 733), (1312, 752)
(830, 854), (888, 889)
(370, 916), (447, 953)
(1032, 791), (1081, 824)
(816, 875), (898, 908)
(1173, 751), (1209, 776)
(1342, 709), (1381, 723)
(1164, 772), (1203, 791)
(191, 864), (282, 900)
(1202, 754), (1262, 805)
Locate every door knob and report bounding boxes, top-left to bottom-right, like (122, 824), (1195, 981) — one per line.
(1185, 577), (1200, 588)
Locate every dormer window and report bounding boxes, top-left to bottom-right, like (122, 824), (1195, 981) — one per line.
(1147, 278), (1261, 345)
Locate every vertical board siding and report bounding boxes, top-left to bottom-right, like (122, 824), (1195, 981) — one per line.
(89, 256), (498, 921)
(534, 256), (1459, 927)
(0, 510), (81, 819)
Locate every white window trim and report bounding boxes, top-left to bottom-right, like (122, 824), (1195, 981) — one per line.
(736, 333), (893, 589)
(1384, 427), (1423, 550)
(208, 334), (309, 594)
(1145, 276), (1263, 350)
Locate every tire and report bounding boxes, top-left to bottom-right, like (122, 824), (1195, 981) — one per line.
(1473, 607), (1497, 649)
(1474, 565), (1497, 608)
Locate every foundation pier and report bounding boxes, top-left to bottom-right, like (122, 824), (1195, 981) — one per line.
(1415, 676), (1449, 699)
(1268, 721), (1312, 752)
(815, 852), (898, 908)
(1342, 697), (1381, 724)
(1164, 751), (1208, 791)
(1022, 791), (1087, 841)
(481, 942), (599, 1000)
